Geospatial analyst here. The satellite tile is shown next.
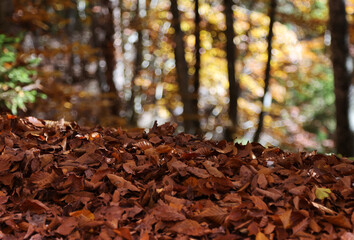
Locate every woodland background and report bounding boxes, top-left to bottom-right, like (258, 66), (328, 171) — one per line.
(1, 0), (354, 156)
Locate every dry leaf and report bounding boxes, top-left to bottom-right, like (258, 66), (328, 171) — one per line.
(197, 205), (228, 224)
(202, 161), (225, 178)
(107, 174), (139, 192)
(279, 209), (292, 229)
(323, 215), (352, 229)
(256, 232), (269, 240)
(169, 219), (205, 236)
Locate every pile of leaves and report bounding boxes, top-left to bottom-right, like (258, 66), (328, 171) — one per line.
(0, 114), (353, 240)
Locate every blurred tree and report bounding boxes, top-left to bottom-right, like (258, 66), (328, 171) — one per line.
(253, 0), (277, 143)
(102, 0), (120, 116)
(129, 0), (143, 126)
(170, 0), (199, 134)
(193, 0), (201, 135)
(223, 0), (240, 141)
(329, 0), (354, 156)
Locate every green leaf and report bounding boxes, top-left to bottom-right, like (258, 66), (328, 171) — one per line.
(315, 187), (331, 200)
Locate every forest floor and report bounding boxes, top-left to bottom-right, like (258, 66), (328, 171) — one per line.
(0, 114), (353, 239)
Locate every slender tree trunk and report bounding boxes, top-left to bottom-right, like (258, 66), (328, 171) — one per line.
(223, 0), (240, 141)
(193, 0), (201, 134)
(170, 0), (195, 133)
(129, 0), (143, 126)
(253, 0), (276, 143)
(90, 6), (106, 88)
(102, 0), (120, 116)
(329, 0), (354, 156)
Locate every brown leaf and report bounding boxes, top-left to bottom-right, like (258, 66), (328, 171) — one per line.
(214, 143), (236, 154)
(69, 208), (95, 221)
(156, 144), (172, 154)
(187, 166), (210, 178)
(264, 223), (275, 234)
(309, 219), (321, 233)
(289, 185), (307, 196)
(292, 217), (309, 234)
(107, 174), (139, 192)
(197, 205), (228, 224)
(256, 188), (282, 201)
(202, 161), (225, 178)
(194, 147), (212, 156)
(323, 215), (352, 229)
(26, 116), (45, 127)
(20, 199), (49, 214)
(250, 196), (269, 211)
(279, 209), (292, 229)
(169, 159), (188, 176)
(134, 140), (153, 150)
(114, 227), (133, 240)
(257, 173), (268, 189)
(152, 201), (186, 221)
(0, 154), (12, 173)
(248, 221), (259, 236)
(169, 219), (205, 236)
(55, 217), (78, 236)
(256, 232), (269, 240)
(0, 174), (14, 186)
(30, 171), (56, 188)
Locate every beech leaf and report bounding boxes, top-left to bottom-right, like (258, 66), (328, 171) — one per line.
(315, 187), (331, 200)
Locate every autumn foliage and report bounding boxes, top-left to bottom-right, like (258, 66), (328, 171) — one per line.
(0, 114), (353, 239)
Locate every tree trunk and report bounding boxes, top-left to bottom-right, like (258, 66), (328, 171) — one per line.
(329, 0), (354, 156)
(170, 0), (197, 134)
(253, 0), (276, 143)
(223, 0), (240, 141)
(193, 0), (201, 134)
(129, 0), (143, 127)
(102, 0), (120, 116)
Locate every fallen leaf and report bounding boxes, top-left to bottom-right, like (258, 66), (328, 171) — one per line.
(256, 188), (282, 201)
(256, 232), (269, 240)
(323, 215), (352, 229)
(250, 196), (269, 211)
(279, 209), (292, 229)
(69, 208), (95, 221)
(20, 199), (49, 214)
(202, 161), (225, 178)
(114, 227), (133, 240)
(55, 217), (77, 236)
(315, 187), (331, 200)
(169, 219), (205, 236)
(197, 205), (228, 224)
(152, 202), (186, 221)
(107, 174), (139, 192)
(311, 201), (336, 215)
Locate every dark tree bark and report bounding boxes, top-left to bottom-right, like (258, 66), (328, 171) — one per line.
(329, 0), (354, 156)
(223, 0), (240, 141)
(192, 0), (201, 134)
(253, 0), (276, 143)
(170, 0), (198, 134)
(102, 0), (120, 116)
(129, 0), (143, 126)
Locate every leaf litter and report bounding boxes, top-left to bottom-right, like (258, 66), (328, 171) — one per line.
(0, 115), (353, 239)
